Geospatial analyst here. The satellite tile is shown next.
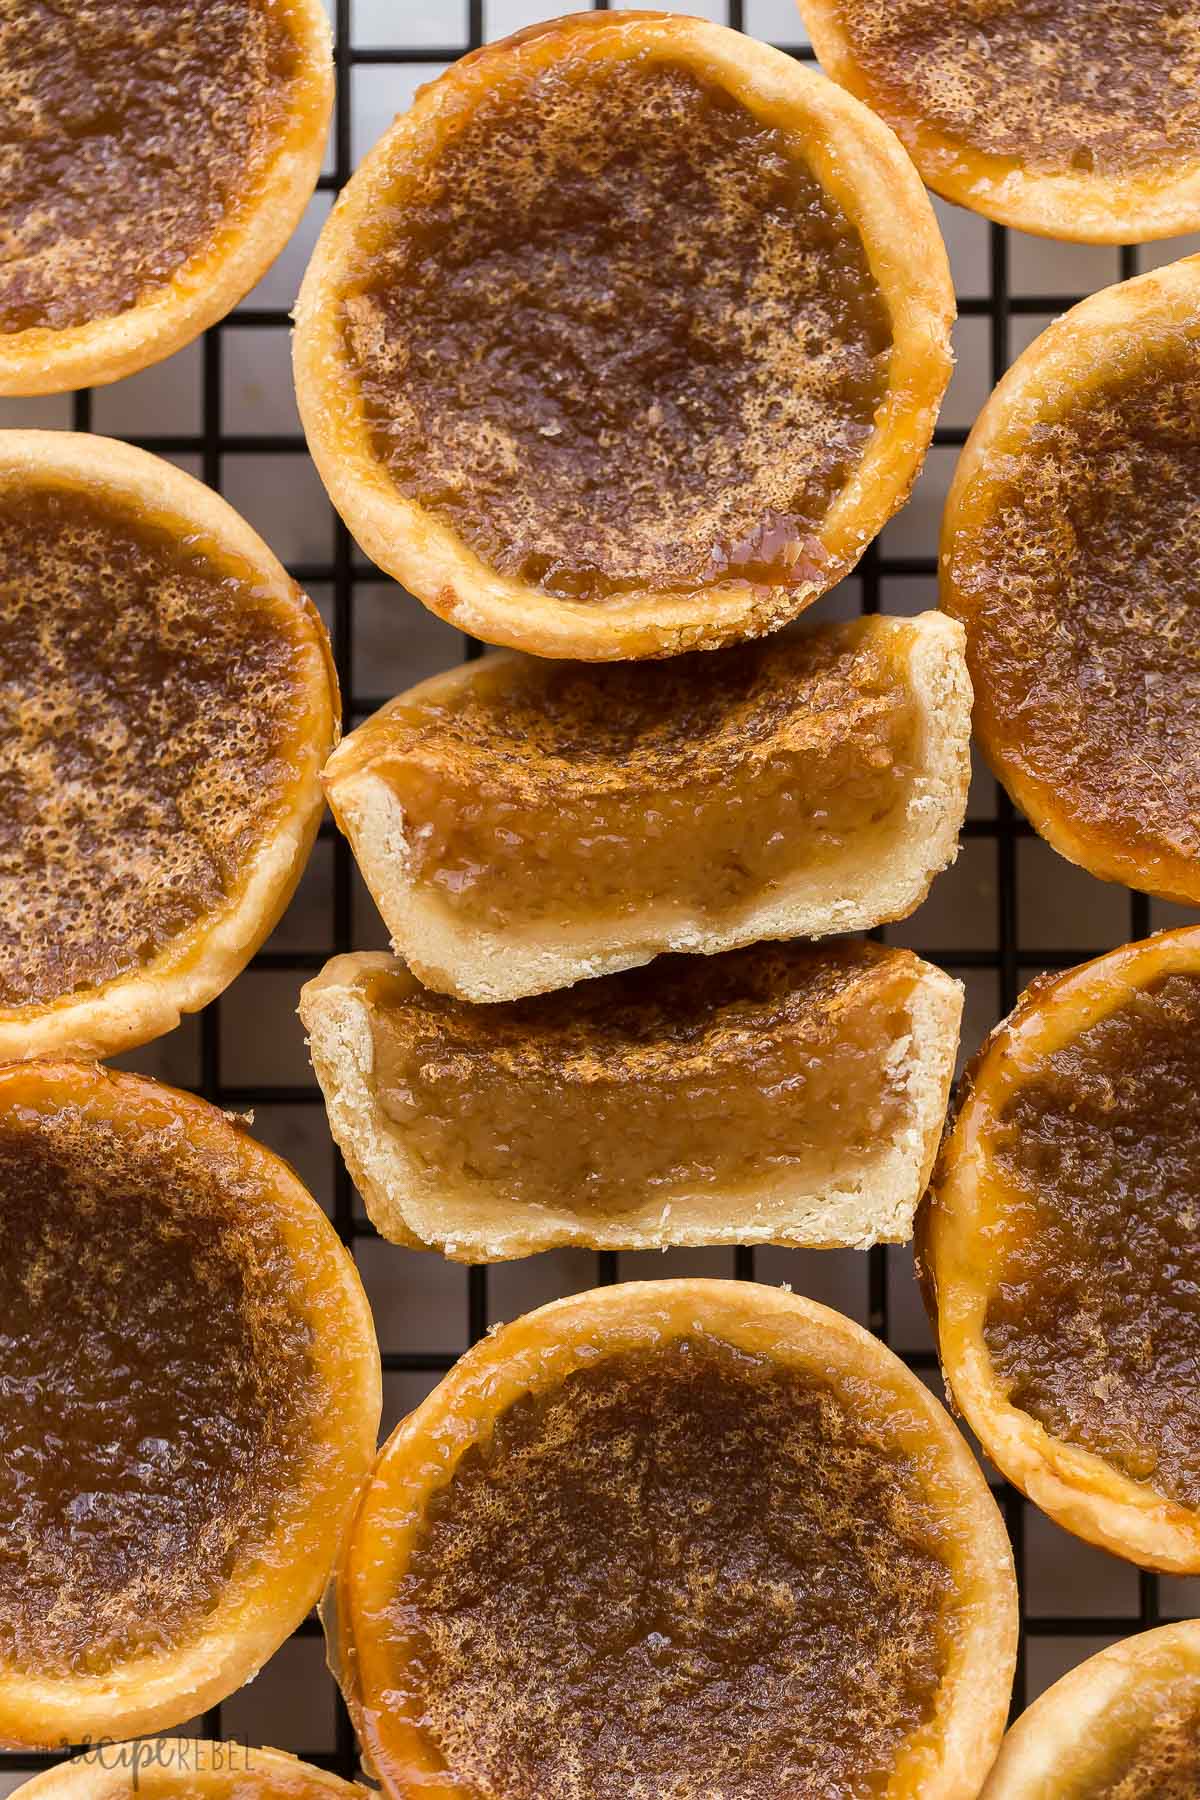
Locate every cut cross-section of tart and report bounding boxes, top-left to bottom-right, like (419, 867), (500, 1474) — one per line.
(799, 0), (1200, 241)
(294, 10), (953, 660)
(0, 1058), (381, 1749)
(331, 1279), (1017, 1800)
(982, 1622), (1200, 1798)
(0, 430), (338, 1061)
(324, 611), (971, 1003)
(0, 0), (332, 394)
(922, 925), (1200, 1573)
(941, 254), (1200, 906)
(299, 940), (963, 1261)
(9, 1745), (367, 1800)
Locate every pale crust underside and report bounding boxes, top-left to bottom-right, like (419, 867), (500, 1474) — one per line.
(0, 0), (333, 395)
(0, 431), (337, 1062)
(298, 949), (963, 1261)
(325, 611), (971, 1004)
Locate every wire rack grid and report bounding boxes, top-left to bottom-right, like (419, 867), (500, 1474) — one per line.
(3, 0), (1200, 1787)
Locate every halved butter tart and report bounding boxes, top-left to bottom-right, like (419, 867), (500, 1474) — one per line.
(1, 0), (332, 394)
(922, 924), (1200, 1572)
(799, 0), (1200, 241)
(0, 430), (338, 1061)
(10, 1745), (366, 1800)
(300, 939), (963, 1261)
(324, 611), (971, 1003)
(0, 1058), (381, 1748)
(981, 1621), (1200, 1799)
(941, 254), (1200, 906)
(294, 10), (954, 660)
(328, 1279), (1017, 1800)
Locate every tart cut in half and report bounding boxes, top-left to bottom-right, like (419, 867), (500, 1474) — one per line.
(0, 1058), (381, 1749)
(1, 0), (332, 394)
(294, 11), (954, 660)
(799, 0), (1200, 241)
(0, 430), (337, 1061)
(10, 1745), (367, 1800)
(921, 925), (1200, 1573)
(331, 1280), (1017, 1800)
(324, 611), (971, 1004)
(942, 255), (1200, 907)
(981, 1621), (1200, 1799)
(299, 940), (963, 1261)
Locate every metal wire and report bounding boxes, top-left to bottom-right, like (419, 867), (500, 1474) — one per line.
(0, 3), (1174, 1782)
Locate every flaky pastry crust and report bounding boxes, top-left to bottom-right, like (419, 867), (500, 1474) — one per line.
(9, 1743), (368, 1800)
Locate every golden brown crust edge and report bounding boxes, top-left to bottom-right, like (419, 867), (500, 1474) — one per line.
(294, 12), (954, 661)
(0, 0), (333, 396)
(922, 925), (1200, 1574)
(325, 612), (971, 1004)
(0, 1060), (381, 1751)
(10, 1744), (369, 1800)
(298, 947), (964, 1261)
(332, 1280), (1017, 1800)
(799, 0), (1200, 242)
(0, 430), (339, 1062)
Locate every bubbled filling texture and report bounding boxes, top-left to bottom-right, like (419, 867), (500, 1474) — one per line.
(1094, 1700), (1200, 1798)
(392, 1337), (953, 1800)
(834, 0), (1200, 176)
(948, 344), (1200, 874)
(343, 56), (891, 600)
(0, 0), (298, 335)
(0, 1101), (316, 1676)
(985, 974), (1200, 1508)
(0, 484), (312, 1011)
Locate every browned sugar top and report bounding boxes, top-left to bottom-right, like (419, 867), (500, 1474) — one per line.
(985, 972), (1200, 1509)
(834, 0), (1200, 177)
(392, 1334), (954, 1800)
(1094, 1698), (1200, 1797)
(0, 0), (300, 335)
(0, 481), (316, 1012)
(947, 331), (1200, 874)
(343, 54), (891, 600)
(367, 938), (913, 1087)
(0, 1097), (317, 1677)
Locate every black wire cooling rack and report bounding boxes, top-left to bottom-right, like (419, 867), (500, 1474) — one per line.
(2, 0), (1195, 1786)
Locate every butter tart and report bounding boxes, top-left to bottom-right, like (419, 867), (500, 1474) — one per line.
(0, 0), (332, 395)
(922, 924), (1200, 1573)
(299, 939), (962, 1261)
(799, 0), (1200, 241)
(11, 1745), (367, 1800)
(981, 1621), (1200, 1799)
(0, 430), (338, 1061)
(294, 11), (954, 660)
(942, 255), (1200, 906)
(325, 612), (971, 1003)
(0, 1057), (381, 1749)
(330, 1278), (1017, 1800)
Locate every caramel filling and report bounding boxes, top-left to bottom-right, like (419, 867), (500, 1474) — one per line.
(390, 1335), (953, 1800)
(984, 973), (1200, 1509)
(349, 624), (920, 933)
(1095, 1706), (1200, 1800)
(0, 1100), (316, 1677)
(342, 54), (890, 600)
(835, 0), (1200, 177)
(0, 0), (301, 335)
(0, 483), (314, 1011)
(948, 340), (1200, 875)
(369, 944), (916, 1221)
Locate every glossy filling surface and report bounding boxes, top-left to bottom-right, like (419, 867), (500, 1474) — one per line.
(0, 483), (314, 1011)
(1, 0), (303, 336)
(1094, 1701), (1200, 1799)
(834, 0), (1200, 176)
(343, 54), (891, 600)
(348, 625), (920, 930)
(948, 337), (1200, 875)
(984, 973), (1200, 1508)
(0, 1098), (316, 1677)
(369, 944), (916, 1218)
(390, 1335), (953, 1800)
